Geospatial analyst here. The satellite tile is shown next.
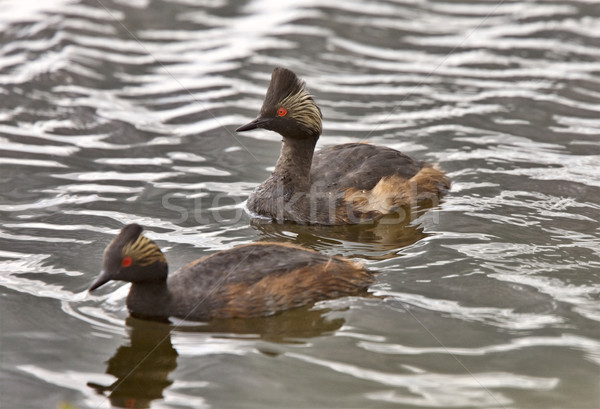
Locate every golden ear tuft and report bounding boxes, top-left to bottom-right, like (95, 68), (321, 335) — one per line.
(122, 234), (166, 267)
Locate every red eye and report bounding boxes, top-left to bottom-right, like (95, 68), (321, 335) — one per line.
(121, 256), (132, 267)
(277, 107), (287, 117)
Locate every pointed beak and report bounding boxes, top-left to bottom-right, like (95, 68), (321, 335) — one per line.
(236, 116), (271, 132)
(88, 270), (113, 292)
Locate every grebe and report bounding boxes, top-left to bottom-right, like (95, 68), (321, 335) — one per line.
(237, 67), (450, 225)
(89, 224), (374, 321)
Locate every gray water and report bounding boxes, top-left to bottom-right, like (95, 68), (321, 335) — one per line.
(1, 1), (600, 408)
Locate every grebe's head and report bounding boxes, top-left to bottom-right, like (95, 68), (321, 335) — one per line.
(236, 67), (322, 139)
(89, 224), (167, 291)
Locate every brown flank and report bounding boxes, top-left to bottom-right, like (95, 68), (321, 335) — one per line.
(212, 258), (373, 319)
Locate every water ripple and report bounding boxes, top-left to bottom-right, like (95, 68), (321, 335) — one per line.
(288, 352), (558, 407)
(1, 0), (599, 408)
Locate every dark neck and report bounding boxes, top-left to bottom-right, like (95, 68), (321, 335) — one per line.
(272, 136), (318, 187)
(127, 281), (171, 322)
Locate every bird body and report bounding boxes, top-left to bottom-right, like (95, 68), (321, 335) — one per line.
(237, 67), (450, 225)
(89, 224), (374, 322)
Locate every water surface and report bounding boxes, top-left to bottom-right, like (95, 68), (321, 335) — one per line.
(1, 1), (599, 408)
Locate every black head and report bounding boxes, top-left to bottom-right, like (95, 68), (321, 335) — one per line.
(89, 224), (168, 291)
(236, 67), (323, 139)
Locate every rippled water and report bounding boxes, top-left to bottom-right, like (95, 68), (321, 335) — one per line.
(1, 0), (600, 408)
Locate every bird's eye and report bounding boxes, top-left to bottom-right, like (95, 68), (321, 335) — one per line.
(277, 107), (287, 117)
(121, 256), (132, 267)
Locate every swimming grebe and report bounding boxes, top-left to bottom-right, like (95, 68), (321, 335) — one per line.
(88, 224), (374, 322)
(236, 67), (450, 225)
